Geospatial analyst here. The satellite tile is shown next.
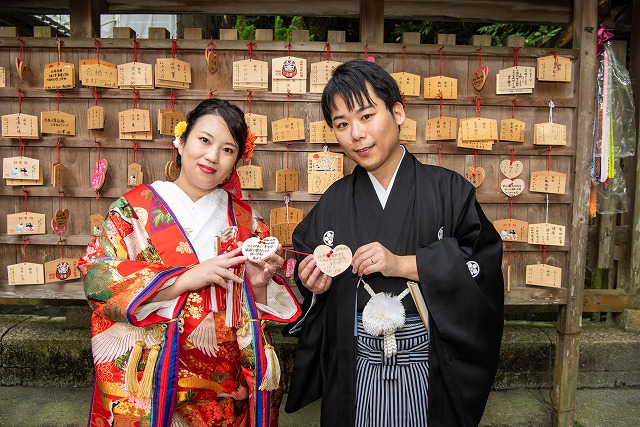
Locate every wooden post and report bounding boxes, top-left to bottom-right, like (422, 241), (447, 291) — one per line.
(327, 31), (346, 43)
(148, 28), (170, 39)
(291, 30), (309, 42)
(630, 0), (640, 289)
(401, 32), (421, 45)
(69, 0), (100, 38)
(219, 29), (238, 40)
(113, 27), (135, 39)
(360, 0), (383, 44)
(469, 35), (492, 46)
(34, 27), (53, 38)
(552, 1), (598, 426)
(184, 28), (204, 40)
(255, 29), (273, 41)
(504, 36), (525, 47)
(436, 34), (456, 45)
(0, 27), (17, 37)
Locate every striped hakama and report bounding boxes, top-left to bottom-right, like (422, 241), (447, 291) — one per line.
(355, 314), (430, 427)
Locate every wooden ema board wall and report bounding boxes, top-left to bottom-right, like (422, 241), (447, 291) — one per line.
(0, 38), (578, 305)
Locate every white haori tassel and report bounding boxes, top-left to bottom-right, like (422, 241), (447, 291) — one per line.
(362, 281), (410, 358)
(258, 343), (281, 391)
(188, 311), (219, 357)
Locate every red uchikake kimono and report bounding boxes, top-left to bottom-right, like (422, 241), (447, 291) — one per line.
(79, 184), (301, 427)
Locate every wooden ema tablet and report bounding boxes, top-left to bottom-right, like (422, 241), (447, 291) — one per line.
(51, 162), (65, 187)
(155, 58), (192, 89)
(119, 109), (151, 133)
(127, 163), (143, 187)
(307, 151), (343, 195)
(15, 57), (28, 81)
(464, 167), (485, 188)
(80, 62), (118, 88)
(460, 117), (498, 141)
(158, 109), (186, 135)
(391, 72), (421, 97)
(399, 118), (417, 143)
(500, 178), (525, 197)
(2, 113), (39, 139)
(44, 257), (81, 283)
(237, 164), (263, 189)
(423, 76), (457, 99)
(457, 129), (493, 151)
(272, 56), (307, 94)
(493, 218), (528, 242)
(272, 118), (305, 142)
(270, 222), (299, 246)
(91, 158), (108, 192)
(472, 66), (488, 91)
(3, 156), (39, 180)
(117, 62), (154, 89)
(499, 118), (526, 143)
(530, 171), (567, 195)
(426, 117), (457, 141)
(51, 208), (69, 235)
(534, 122), (567, 146)
(87, 105), (105, 130)
(165, 161), (179, 181)
(0, 66), (6, 87)
(528, 223), (565, 246)
(309, 121), (338, 144)
(310, 60), (342, 94)
(496, 66), (535, 94)
(270, 206), (303, 226)
(537, 56), (572, 82)
(233, 59), (268, 91)
(43, 62), (75, 90)
(79, 59), (116, 79)
(6, 165), (43, 186)
(499, 159), (523, 178)
(41, 111), (76, 136)
(205, 49), (219, 74)
(245, 114), (268, 144)
(90, 213), (105, 236)
(526, 264), (562, 288)
(313, 244), (352, 277)
(7, 262), (44, 286)
(275, 169), (299, 193)
(7, 212), (46, 235)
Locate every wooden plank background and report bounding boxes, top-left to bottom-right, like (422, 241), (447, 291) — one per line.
(0, 36), (580, 305)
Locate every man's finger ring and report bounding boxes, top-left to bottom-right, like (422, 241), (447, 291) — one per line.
(370, 258), (374, 265)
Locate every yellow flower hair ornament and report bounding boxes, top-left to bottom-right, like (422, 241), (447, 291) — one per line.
(243, 128), (256, 161)
(173, 121), (187, 148)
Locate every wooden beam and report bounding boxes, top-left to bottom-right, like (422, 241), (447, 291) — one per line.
(583, 289), (640, 312)
(552, 1), (598, 426)
(360, 0), (384, 44)
(69, 0), (100, 38)
(3, 0), (575, 24)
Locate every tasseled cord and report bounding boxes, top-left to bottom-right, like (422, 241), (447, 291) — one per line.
(258, 343), (281, 391)
(125, 340), (144, 394)
(139, 344), (161, 399)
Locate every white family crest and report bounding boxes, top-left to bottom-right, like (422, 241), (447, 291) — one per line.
(323, 230), (334, 246)
(467, 261), (480, 278)
(437, 227), (444, 241)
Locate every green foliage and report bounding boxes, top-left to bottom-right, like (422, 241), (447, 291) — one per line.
(235, 16), (255, 40)
(477, 23), (561, 47)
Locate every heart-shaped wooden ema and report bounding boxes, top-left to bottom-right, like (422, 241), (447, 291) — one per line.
(15, 57), (27, 81)
(500, 159), (524, 179)
(205, 51), (219, 74)
(501, 178), (525, 198)
(91, 159), (108, 192)
(314, 244), (352, 277)
(464, 166), (485, 188)
(472, 65), (488, 91)
(242, 236), (279, 262)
